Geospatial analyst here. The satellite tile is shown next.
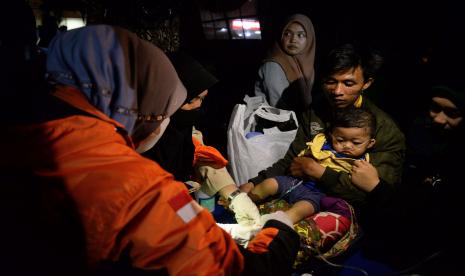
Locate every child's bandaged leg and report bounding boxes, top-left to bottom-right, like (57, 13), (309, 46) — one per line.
(229, 192), (261, 226)
(196, 162), (260, 227)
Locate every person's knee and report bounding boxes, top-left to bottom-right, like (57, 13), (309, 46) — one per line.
(262, 178), (279, 194)
(250, 178), (278, 201)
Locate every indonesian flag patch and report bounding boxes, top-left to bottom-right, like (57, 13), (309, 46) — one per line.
(168, 190), (203, 223)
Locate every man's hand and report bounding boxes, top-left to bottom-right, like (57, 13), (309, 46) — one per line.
(350, 160), (380, 192)
(289, 157), (325, 179)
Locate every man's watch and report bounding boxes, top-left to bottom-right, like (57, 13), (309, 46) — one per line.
(227, 189), (242, 203)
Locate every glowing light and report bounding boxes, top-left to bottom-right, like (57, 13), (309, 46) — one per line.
(231, 19), (261, 31)
(59, 18), (85, 30)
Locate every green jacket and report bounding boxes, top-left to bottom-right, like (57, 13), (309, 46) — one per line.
(249, 96), (406, 208)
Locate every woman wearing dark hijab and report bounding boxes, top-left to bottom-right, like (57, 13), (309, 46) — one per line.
(341, 82), (465, 274)
(254, 13), (316, 114)
(144, 51), (262, 229)
(144, 52), (218, 182)
(2, 25), (300, 275)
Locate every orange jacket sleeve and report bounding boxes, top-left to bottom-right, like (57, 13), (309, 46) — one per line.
(192, 136), (228, 168)
(109, 173), (244, 275)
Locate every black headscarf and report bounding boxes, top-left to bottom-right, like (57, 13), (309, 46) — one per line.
(143, 52), (218, 181)
(430, 84), (465, 115)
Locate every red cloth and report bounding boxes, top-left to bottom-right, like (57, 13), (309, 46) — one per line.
(310, 212), (351, 251)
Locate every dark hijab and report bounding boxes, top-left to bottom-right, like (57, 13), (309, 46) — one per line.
(143, 52), (218, 181)
(46, 25), (186, 143)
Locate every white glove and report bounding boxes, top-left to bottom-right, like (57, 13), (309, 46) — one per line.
(229, 192), (261, 227)
(260, 211), (294, 229)
(217, 223), (261, 247)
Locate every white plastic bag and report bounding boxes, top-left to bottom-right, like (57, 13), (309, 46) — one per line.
(227, 95), (298, 184)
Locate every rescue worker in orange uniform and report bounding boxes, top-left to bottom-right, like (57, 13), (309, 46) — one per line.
(3, 25), (299, 275)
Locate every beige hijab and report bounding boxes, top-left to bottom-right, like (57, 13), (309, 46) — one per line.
(267, 14), (316, 107)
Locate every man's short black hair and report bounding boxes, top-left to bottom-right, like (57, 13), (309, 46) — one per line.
(321, 42), (384, 82)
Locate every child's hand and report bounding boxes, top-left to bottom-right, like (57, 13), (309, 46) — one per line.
(289, 157), (325, 179)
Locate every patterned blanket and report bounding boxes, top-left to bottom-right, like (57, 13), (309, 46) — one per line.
(259, 196), (359, 267)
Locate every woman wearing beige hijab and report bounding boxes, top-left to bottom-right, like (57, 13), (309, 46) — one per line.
(255, 14), (316, 114)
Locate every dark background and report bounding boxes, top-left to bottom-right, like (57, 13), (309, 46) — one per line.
(179, 1), (465, 154)
(22, 0), (465, 154)
(3, 1), (464, 273)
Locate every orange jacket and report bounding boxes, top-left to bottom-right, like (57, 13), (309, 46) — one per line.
(3, 86), (300, 275)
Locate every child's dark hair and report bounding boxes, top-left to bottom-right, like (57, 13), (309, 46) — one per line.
(330, 107), (376, 137)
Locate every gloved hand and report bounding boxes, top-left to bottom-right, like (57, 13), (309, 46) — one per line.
(217, 223), (262, 248)
(260, 211), (294, 229)
(229, 192), (261, 227)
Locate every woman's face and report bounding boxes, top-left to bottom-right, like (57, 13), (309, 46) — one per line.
(430, 96), (463, 130)
(281, 22), (307, 56)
